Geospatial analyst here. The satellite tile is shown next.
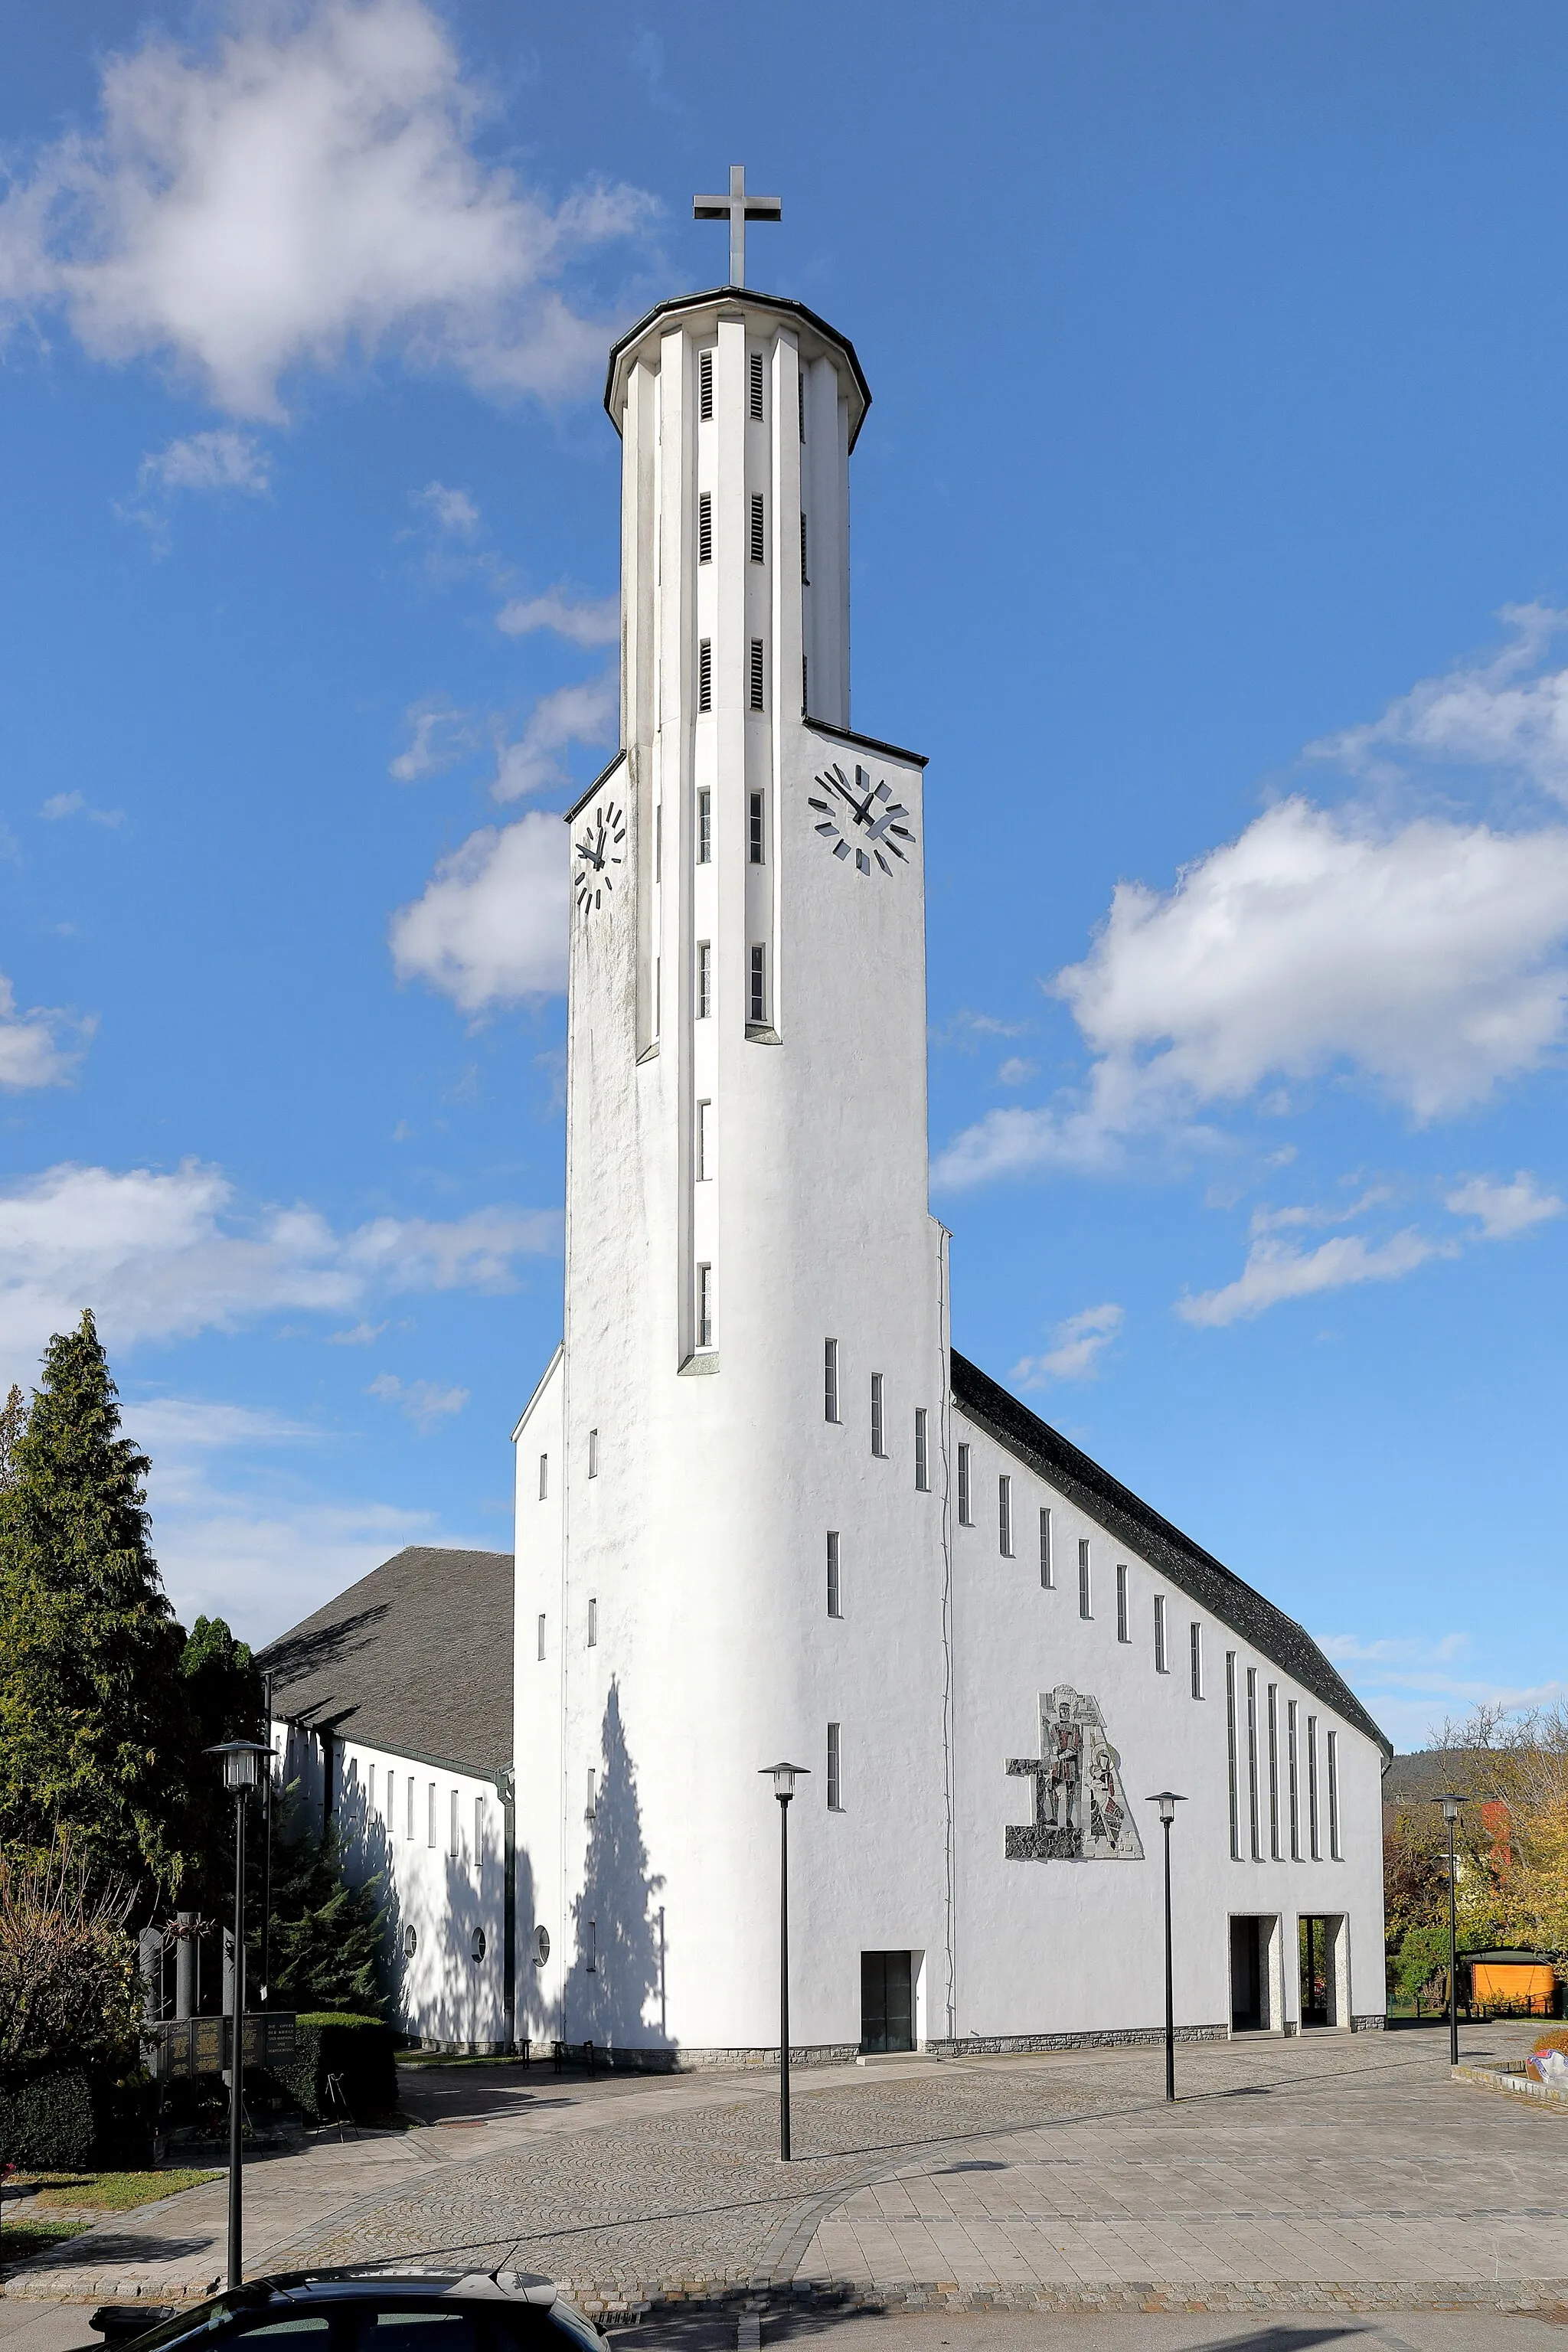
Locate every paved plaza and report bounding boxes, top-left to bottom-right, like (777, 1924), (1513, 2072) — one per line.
(6, 2024), (1568, 2319)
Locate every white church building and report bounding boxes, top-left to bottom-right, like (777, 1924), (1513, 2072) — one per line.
(266, 175), (1390, 2060)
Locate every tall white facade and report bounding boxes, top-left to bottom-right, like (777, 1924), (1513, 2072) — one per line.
(512, 264), (1389, 2062)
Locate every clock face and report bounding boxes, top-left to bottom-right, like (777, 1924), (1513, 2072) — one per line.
(573, 797), (626, 917)
(808, 762), (915, 876)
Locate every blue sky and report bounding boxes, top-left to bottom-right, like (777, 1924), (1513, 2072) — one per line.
(3, 2), (1566, 1750)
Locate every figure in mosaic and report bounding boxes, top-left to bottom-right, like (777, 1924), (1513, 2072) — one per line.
(1005, 1685), (1144, 1861)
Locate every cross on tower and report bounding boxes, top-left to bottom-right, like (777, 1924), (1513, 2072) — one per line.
(692, 164), (781, 289)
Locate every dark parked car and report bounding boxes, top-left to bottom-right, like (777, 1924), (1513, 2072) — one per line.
(90, 2271), (603, 2352)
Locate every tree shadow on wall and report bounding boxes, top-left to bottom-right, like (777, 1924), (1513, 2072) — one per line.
(570, 1679), (671, 2051)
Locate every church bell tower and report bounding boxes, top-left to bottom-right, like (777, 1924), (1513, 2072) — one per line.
(513, 172), (952, 2058)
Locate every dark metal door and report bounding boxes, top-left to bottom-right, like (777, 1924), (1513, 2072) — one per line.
(860, 1950), (913, 2052)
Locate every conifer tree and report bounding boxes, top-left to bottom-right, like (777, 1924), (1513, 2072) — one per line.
(264, 1785), (386, 2016)
(0, 1312), (188, 1908)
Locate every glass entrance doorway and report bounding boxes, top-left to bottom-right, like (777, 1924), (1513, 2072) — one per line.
(1299, 1915), (1334, 2027)
(1230, 1916), (1266, 2030)
(861, 1950), (913, 2053)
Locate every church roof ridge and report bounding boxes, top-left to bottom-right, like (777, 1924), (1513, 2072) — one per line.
(949, 1349), (1392, 1759)
(603, 286), (873, 450)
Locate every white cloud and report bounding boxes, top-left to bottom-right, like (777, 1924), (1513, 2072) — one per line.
(1311, 603), (1568, 802)
(366, 1370), (468, 1429)
(995, 1057), (1037, 1088)
(389, 697), (475, 781)
(415, 479), (479, 535)
(1446, 1171), (1565, 1240)
(1248, 1185), (1391, 1236)
(0, 976), (85, 1090)
(496, 588), (619, 648)
(0, 0), (653, 419)
(1013, 1302), (1124, 1387)
(1175, 1227), (1449, 1329)
(935, 799), (1568, 1187)
(0, 1158), (559, 1387)
(328, 1318), (387, 1345)
(1319, 1631), (1471, 1668)
(40, 789), (124, 828)
(139, 427), (270, 496)
(492, 671), (617, 801)
(389, 812), (566, 1010)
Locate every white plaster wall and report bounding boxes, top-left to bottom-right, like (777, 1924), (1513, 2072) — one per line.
(333, 1740), (508, 2050)
(946, 1404), (1388, 2042)
(512, 1350), (564, 2042)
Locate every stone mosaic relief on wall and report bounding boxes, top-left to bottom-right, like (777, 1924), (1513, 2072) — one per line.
(1006, 1685), (1144, 1860)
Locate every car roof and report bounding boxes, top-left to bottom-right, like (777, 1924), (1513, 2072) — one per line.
(261, 2273), (558, 2306)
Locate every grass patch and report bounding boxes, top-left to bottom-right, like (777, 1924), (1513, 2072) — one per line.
(0, 2214), (92, 2271)
(11, 2169), (221, 2210)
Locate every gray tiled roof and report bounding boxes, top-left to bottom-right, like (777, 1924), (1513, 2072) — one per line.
(951, 1351), (1391, 1761)
(257, 1546), (513, 1779)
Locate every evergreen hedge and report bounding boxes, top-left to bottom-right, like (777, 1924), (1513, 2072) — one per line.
(275, 2014), (397, 2122)
(0, 2068), (95, 2167)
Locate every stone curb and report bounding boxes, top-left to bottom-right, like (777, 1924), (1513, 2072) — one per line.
(1454, 2060), (1568, 2108)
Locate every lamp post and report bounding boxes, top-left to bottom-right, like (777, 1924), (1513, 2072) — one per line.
(1146, 1792), (1186, 2102)
(760, 1762), (809, 2161)
(207, 1740), (270, 2290)
(1432, 1792), (1469, 2068)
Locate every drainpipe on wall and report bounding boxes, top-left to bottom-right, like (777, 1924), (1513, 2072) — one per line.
(499, 1766), (517, 2053)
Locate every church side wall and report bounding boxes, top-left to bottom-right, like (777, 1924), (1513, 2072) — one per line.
(512, 1349), (565, 2045)
(947, 1405), (1388, 2043)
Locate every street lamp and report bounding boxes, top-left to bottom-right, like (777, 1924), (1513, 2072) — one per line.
(1432, 1792), (1469, 2068)
(207, 1740), (270, 2289)
(760, 1762), (809, 2161)
(1146, 1792), (1186, 2103)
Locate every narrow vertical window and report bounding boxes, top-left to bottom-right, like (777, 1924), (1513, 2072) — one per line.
(1154, 1593), (1168, 1673)
(799, 367), (806, 439)
(914, 1406), (929, 1491)
(1246, 1667), (1261, 1860)
(1078, 1539), (1092, 1619)
(368, 1762), (376, 1821)
(587, 1597), (599, 1648)
(998, 1474), (1014, 1557)
(1225, 1653), (1240, 1860)
(749, 349), (764, 418)
(449, 1788), (459, 1859)
(1267, 1684), (1281, 1859)
(827, 1721), (842, 1810)
(871, 1373), (885, 1457)
(1115, 1561), (1129, 1641)
(956, 1442), (972, 1525)
(802, 654), (809, 712)
(587, 1427), (599, 1478)
(1288, 1699), (1302, 1858)
(697, 940), (712, 1018)
(698, 638), (712, 711)
(537, 1452), (548, 1501)
(697, 789), (712, 864)
(1307, 1714), (1321, 1858)
(655, 955), (661, 1034)
(749, 790), (764, 864)
(474, 1795), (484, 1880)
(697, 1098), (713, 1180)
(427, 1782), (436, 1848)
(407, 1776), (414, 1843)
(586, 1769), (597, 1821)
(800, 511), (809, 584)
(749, 942), (766, 1023)
(537, 1612), (546, 1662)
(697, 490), (712, 563)
(698, 348), (714, 420)
(824, 1338), (839, 1422)
(826, 1530), (841, 1619)
(586, 1919), (597, 1971)
(749, 637), (764, 710)
(697, 1263), (714, 1349)
(1190, 1622), (1204, 1698)
(1327, 1728), (1341, 1860)
(1039, 1506), (1054, 1587)
(749, 491), (765, 562)
(655, 802), (662, 883)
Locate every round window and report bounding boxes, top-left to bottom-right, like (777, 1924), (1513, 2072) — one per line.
(402, 1923), (417, 1958)
(533, 1924), (550, 1966)
(471, 1926), (487, 1963)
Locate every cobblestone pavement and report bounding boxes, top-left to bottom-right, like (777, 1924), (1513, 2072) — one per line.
(8, 2026), (1567, 2316)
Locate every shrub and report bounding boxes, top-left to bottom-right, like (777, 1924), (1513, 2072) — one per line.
(275, 2014), (396, 2123)
(1532, 2027), (1568, 2056)
(0, 2069), (94, 2168)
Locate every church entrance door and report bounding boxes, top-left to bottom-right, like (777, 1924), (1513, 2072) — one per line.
(861, 1951), (914, 2053)
(1230, 1916), (1266, 2030)
(1299, 1916), (1335, 2027)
